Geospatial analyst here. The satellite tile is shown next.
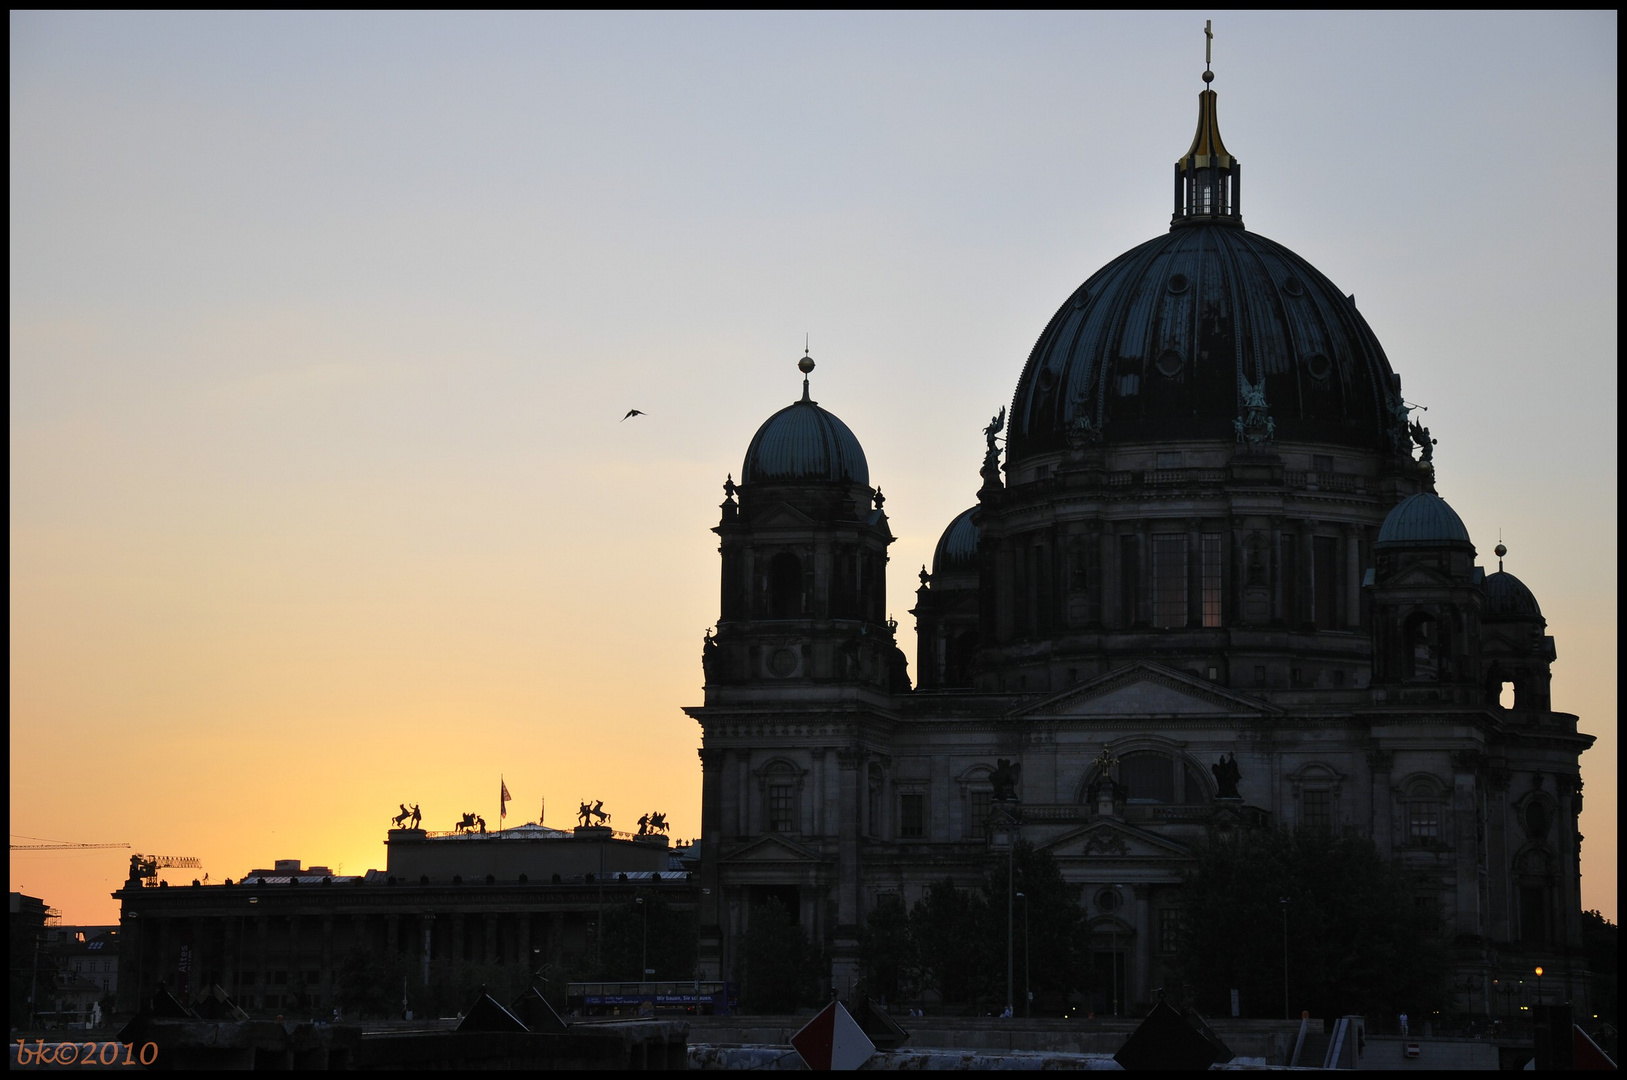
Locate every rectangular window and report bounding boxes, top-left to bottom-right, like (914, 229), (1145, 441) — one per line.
(1120, 536), (1140, 625)
(968, 790), (992, 838)
(1158, 909), (1188, 954)
(1407, 801), (1440, 844)
(1312, 454), (1334, 474)
(1201, 533), (1223, 627)
(1152, 534), (1188, 628)
(1302, 789), (1331, 834)
(1313, 536), (1339, 628)
(768, 784), (795, 833)
(899, 794), (925, 838)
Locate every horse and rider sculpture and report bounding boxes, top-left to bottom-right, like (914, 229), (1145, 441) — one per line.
(577, 799), (610, 827)
(636, 811), (670, 836)
(390, 803), (423, 830)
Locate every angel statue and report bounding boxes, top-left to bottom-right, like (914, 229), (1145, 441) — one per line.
(1407, 418), (1435, 463)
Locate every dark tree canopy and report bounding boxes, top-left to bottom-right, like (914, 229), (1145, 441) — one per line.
(1176, 827), (1452, 1018)
(597, 891), (697, 983)
(1581, 910), (1617, 1025)
(859, 842), (1090, 1014)
(739, 898), (824, 1013)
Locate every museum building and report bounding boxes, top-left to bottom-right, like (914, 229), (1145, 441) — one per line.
(687, 62), (1596, 1015)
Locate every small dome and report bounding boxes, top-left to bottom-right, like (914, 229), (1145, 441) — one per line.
(1482, 571), (1542, 619)
(1375, 492), (1472, 547)
(932, 508), (980, 575)
(741, 398), (869, 485)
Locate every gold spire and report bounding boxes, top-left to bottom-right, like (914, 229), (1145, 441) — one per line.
(1171, 20), (1242, 228)
(1178, 21), (1232, 171)
(1178, 88), (1233, 171)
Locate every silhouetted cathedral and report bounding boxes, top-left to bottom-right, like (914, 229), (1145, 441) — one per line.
(686, 61), (1595, 1015)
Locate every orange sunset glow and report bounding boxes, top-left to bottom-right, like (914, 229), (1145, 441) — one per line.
(10, 12), (1616, 931)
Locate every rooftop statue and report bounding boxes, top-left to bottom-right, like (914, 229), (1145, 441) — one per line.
(991, 758), (1022, 802)
(1211, 753), (1242, 799)
(1408, 417), (1436, 463)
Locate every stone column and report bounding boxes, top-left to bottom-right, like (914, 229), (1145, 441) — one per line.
(256, 916), (269, 1009)
(484, 914), (498, 966)
(697, 747), (725, 981)
(287, 914), (302, 1008)
(421, 915), (434, 987)
(320, 916), (334, 1008)
(1130, 885), (1153, 1008)
(1344, 526), (1362, 628)
(1367, 748), (1394, 856)
(811, 749), (827, 836)
(1450, 751), (1485, 936)
(831, 748), (865, 993)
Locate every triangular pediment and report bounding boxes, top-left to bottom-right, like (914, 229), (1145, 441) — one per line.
(1385, 563), (1456, 589)
(721, 834), (822, 863)
(749, 502), (818, 529)
(1013, 661), (1279, 719)
(1039, 819), (1193, 861)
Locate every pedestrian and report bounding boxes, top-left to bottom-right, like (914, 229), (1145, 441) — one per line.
(1399, 1012), (1408, 1036)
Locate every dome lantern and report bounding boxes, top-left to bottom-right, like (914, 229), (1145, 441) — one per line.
(1173, 21), (1242, 229)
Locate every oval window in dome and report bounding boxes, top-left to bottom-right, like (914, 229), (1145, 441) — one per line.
(1037, 368), (1057, 392)
(1155, 349), (1184, 377)
(1167, 273), (1190, 294)
(1304, 353), (1333, 380)
(1071, 289), (1091, 310)
(1283, 276), (1305, 297)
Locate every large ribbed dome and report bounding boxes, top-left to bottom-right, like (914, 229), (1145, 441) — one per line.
(741, 396), (869, 485)
(931, 508), (979, 574)
(1008, 223), (1402, 460)
(1375, 492), (1472, 547)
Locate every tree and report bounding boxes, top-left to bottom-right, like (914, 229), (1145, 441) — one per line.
(1581, 910), (1617, 1025)
(1176, 827), (1452, 1019)
(981, 841), (1088, 1011)
(910, 878), (995, 1008)
(334, 944), (408, 1020)
(739, 898), (823, 1013)
(857, 896), (917, 1005)
(598, 891), (698, 983)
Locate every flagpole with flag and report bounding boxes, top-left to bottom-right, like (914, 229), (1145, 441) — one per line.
(501, 776), (511, 826)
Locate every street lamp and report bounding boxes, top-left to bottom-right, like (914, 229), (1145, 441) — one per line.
(1279, 897), (1290, 1021)
(635, 897), (649, 983)
(1016, 892), (1030, 1018)
(1534, 966), (1543, 1006)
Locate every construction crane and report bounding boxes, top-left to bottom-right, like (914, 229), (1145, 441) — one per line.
(9, 838), (201, 886)
(131, 854), (203, 886)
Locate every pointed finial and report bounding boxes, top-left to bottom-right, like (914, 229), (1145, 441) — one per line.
(798, 339), (815, 402)
(1203, 19), (1214, 83)
(1495, 530), (1507, 572)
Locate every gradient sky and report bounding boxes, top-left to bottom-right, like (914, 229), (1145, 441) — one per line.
(10, 11), (1617, 926)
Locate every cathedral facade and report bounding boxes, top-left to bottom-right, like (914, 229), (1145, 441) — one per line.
(684, 66), (1594, 1016)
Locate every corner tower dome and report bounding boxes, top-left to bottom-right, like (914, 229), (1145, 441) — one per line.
(1375, 491), (1472, 547)
(931, 507), (979, 575)
(740, 353), (869, 485)
(1007, 57), (1403, 464)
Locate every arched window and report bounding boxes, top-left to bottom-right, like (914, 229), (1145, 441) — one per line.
(1115, 752), (1208, 805)
(768, 552), (804, 618)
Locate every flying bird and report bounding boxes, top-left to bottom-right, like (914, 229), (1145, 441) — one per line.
(622, 409), (647, 421)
